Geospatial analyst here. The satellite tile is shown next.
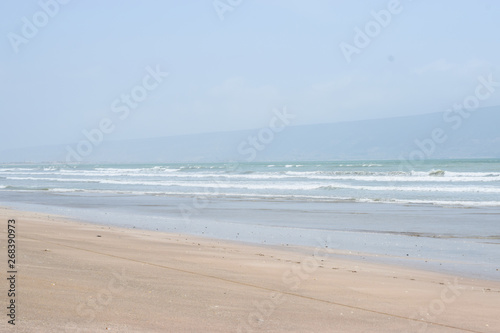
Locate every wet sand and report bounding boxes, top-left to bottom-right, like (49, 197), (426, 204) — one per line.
(1, 207), (499, 332)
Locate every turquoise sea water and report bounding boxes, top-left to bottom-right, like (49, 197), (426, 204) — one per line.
(1, 159), (499, 207)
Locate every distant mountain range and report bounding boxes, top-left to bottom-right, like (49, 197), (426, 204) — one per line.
(2, 107), (499, 163)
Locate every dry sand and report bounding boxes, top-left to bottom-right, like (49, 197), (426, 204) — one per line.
(0, 206), (499, 332)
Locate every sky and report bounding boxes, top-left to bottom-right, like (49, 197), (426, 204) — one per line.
(1, 0), (499, 151)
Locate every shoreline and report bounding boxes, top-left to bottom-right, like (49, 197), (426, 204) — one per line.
(2, 197), (499, 281)
(1, 206), (500, 332)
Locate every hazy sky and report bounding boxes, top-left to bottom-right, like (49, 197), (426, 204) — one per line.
(1, 0), (499, 151)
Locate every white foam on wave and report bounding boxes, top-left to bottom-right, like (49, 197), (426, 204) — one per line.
(30, 177), (498, 194)
(0, 168), (37, 172)
(388, 198), (500, 207)
(95, 179), (321, 191)
(7, 173), (500, 193)
(0, 171), (62, 176)
(41, 187), (500, 207)
(282, 171), (499, 182)
(6, 166), (500, 183)
(444, 171), (500, 177)
(6, 176), (100, 183)
(93, 167), (181, 174)
(319, 183), (500, 193)
(411, 170), (500, 178)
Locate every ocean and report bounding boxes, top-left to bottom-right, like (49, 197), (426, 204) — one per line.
(1, 159), (499, 207)
(1, 159), (499, 279)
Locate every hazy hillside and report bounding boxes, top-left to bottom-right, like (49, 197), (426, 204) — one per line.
(2, 107), (499, 163)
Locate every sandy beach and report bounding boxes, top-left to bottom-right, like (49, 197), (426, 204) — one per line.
(1, 206), (499, 333)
